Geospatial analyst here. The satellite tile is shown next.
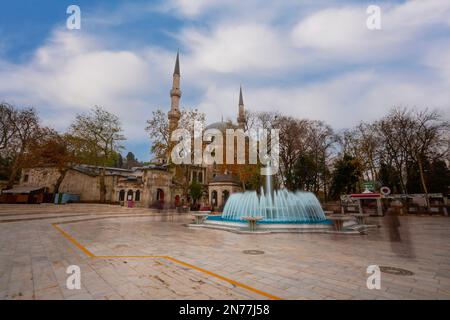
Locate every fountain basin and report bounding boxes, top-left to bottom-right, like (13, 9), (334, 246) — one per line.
(206, 215), (332, 225)
(221, 189), (328, 223)
(187, 188), (357, 233)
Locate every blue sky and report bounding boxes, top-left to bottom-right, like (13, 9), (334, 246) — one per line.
(1, 0), (449, 161)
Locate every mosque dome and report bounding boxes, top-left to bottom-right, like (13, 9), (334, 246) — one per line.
(205, 121), (237, 131)
(210, 174), (240, 184)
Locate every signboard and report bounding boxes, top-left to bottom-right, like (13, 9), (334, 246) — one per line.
(363, 181), (376, 191)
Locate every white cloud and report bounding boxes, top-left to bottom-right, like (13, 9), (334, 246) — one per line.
(387, 0), (450, 28)
(291, 7), (369, 51)
(195, 68), (450, 130)
(0, 30), (174, 140)
(1, 0), (449, 160)
(181, 23), (296, 74)
(166, 0), (218, 17)
(425, 44), (450, 85)
(291, 0), (450, 62)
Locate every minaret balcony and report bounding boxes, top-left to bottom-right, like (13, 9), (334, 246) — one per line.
(168, 110), (181, 119)
(170, 88), (182, 97)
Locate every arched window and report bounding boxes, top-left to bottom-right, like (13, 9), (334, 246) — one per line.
(222, 190), (230, 206)
(119, 190), (125, 201)
(127, 190), (134, 201)
(135, 190), (141, 201)
(198, 172), (203, 183)
(156, 189), (164, 202)
(211, 190), (218, 206)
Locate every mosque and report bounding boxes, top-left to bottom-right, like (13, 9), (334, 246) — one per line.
(16, 53), (247, 210)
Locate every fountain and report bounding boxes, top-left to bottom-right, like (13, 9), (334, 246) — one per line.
(203, 164), (331, 232)
(220, 189), (327, 223)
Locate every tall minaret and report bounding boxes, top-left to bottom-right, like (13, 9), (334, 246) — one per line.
(168, 51), (181, 134)
(237, 86), (246, 128)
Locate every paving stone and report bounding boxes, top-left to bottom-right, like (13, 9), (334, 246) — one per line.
(1, 204), (449, 300)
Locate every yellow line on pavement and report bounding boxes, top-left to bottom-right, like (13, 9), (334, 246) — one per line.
(96, 255), (166, 259)
(439, 288), (450, 296)
(96, 254), (282, 299)
(164, 256), (282, 300)
(52, 221), (282, 300)
(52, 223), (95, 258)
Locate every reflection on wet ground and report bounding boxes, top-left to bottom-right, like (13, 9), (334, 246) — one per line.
(1, 204), (450, 299)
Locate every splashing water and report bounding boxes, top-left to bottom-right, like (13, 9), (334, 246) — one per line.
(222, 189), (326, 223)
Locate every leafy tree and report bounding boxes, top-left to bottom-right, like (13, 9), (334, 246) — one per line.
(116, 153), (124, 168)
(238, 164), (262, 191)
(126, 152), (136, 163)
(189, 180), (202, 205)
(0, 156), (12, 181)
(405, 159), (450, 195)
(378, 162), (402, 193)
(293, 153), (317, 191)
(125, 151), (142, 168)
(428, 160), (450, 194)
(25, 129), (81, 196)
(330, 154), (363, 199)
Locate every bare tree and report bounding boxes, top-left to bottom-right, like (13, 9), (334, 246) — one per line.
(4, 106), (40, 188)
(375, 110), (411, 194)
(146, 109), (170, 162)
(146, 108), (205, 163)
(338, 123), (380, 182)
(307, 120), (336, 198)
(274, 116), (310, 190)
(401, 108), (449, 210)
(70, 106), (125, 202)
(374, 107), (449, 209)
(146, 107), (205, 204)
(0, 103), (17, 151)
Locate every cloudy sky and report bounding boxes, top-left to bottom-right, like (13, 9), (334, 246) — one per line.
(1, 0), (449, 161)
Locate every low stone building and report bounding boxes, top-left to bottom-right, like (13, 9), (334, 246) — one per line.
(18, 165), (174, 208)
(5, 52), (246, 209)
(115, 166), (173, 208)
(208, 174), (242, 210)
(20, 166), (112, 202)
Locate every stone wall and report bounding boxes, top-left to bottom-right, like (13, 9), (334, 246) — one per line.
(20, 167), (116, 202)
(208, 182), (242, 209)
(143, 169), (173, 208)
(112, 168), (174, 208)
(18, 166), (210, 207)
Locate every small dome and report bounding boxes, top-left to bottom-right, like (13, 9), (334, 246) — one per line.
(205, 121), (237, 131)
(211, 174), (240, 184)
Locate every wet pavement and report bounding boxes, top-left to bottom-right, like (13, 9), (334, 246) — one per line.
(0, 204), (449, 300)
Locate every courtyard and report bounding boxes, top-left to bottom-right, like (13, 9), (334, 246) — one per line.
(0, 204), (449, 300)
